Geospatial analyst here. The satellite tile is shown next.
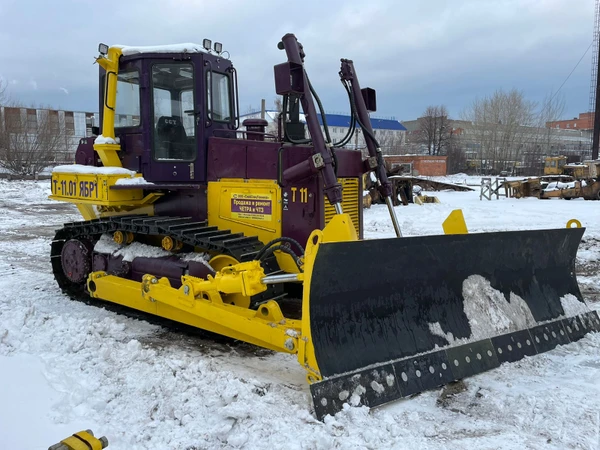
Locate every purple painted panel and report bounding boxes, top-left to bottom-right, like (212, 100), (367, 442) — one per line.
(279, 146), (364, 245)
(246, 143), (280, 179)
(281, 175), (322, 245)
(334, 149), (364, 178)
(120, 133), (144, 173)
(207, 137), (247, 180)
(74, 138), (99, 166)
(110, 183), (203, 191)
(153, 189), (208, 222)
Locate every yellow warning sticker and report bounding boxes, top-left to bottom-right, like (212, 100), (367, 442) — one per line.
(231, 193), (273, 221)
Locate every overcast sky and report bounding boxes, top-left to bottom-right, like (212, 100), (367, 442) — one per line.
(0, 0), (596, 121)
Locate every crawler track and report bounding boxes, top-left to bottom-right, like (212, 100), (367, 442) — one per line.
(51, 214), (281, 306)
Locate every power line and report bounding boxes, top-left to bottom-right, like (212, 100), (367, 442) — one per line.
(550, 39), (595, 101)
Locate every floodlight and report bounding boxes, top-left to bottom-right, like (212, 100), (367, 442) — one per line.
(98, 43), (109, 55)
(203, 39), (212, 51)
(214, 42), (223, 54)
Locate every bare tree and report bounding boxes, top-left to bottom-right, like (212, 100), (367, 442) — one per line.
(460, 89), (538, 174)
(377, 130), (404, 155)
(0, 78), (7, 106)
(0, 99), (68, 176)
(417, 105), (453, 155)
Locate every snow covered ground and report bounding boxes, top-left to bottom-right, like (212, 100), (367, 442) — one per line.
(0, 179), (599, 450)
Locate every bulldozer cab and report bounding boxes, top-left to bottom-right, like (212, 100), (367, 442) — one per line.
(543, 156), (567, 175)
(100, 45), (238, 183)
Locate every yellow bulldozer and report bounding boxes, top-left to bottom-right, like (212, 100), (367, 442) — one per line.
(543, 155), (600, 179)
(48, 35), (599, 420)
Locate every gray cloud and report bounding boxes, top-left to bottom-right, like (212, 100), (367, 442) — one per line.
(0, 0), (594, 119)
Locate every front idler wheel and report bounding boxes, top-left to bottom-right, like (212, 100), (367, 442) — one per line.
(61, 238), (94, 284)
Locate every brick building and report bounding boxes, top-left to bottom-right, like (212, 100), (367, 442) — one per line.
(384, 155), (447, 176)
(547, 112), (594, 131)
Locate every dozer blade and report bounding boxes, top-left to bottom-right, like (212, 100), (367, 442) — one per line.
(306, 226), (600, 419)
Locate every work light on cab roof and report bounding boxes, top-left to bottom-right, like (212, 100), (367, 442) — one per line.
(48, 33), (597, 422)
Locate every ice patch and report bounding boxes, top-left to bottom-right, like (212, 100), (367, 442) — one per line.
(560, 294), (590, 317)
(386, 374), (395, 387)
(370, 380), (385, 394)
(462, 275), (536, 340)
(179, 252), (214, 273)
(349, 385), (366, 406)
(428, 322), (457, 344)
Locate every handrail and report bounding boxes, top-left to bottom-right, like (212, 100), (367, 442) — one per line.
(230, 67), (240, 130)
(204, 59), (214, 128)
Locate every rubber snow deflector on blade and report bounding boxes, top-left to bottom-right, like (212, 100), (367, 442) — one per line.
(307, 227), (600, 419)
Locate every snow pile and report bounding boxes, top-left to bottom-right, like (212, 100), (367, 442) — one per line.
(462, 275), (537, 339)
(115, 43), (207, 56)
(114, 177), (154, 186)
(94, 135), (120, 145)
(52, 165), (136, 177)
(94, 234), (214, 271)
(543, 180), (586, 192)
(429, 275), (538, 345)
(93, 234), (122, 254)
(179, 252), (214, 272)
(94, 234), (171, 261)
(560, 294), (590, 317)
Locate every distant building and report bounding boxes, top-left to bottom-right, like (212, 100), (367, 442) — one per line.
(400, 114), (593, 175)
(384, 155), (447, 176)
(0, 106), (98, 165)
(547, 112), (594, 131)
(240, 110), (407, 155)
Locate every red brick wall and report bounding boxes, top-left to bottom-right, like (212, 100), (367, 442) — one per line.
(547, 112), (594, 130)
(384, 155), (447, 176)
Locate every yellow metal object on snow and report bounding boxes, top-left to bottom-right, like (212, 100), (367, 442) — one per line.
(442, 209), (469, 235)
(48, 429), (108, 450)
(207, 179), (282, 245)
(414, 194), (440, 205)
(87, 260), (302, 353)
(567, 219), (582, 228)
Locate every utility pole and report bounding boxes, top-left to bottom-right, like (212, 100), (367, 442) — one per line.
(592, 0), (600, 159)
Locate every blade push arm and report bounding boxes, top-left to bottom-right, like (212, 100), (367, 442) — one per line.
(276, 34), (344, 212)
(339, 59), (403, 237)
